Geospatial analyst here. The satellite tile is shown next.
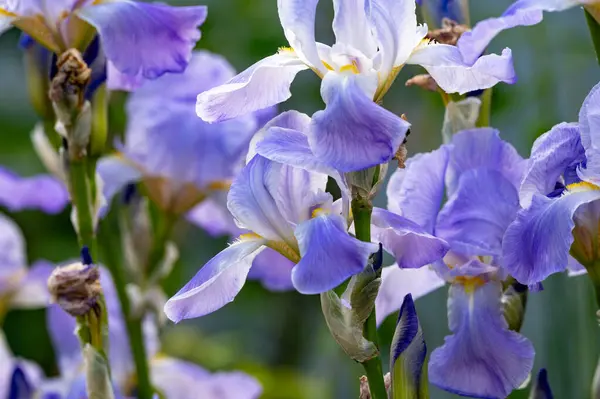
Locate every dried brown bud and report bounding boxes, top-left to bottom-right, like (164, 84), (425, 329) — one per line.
(393, 114), (410, 169)
(425, 18), (469, 46)
(358, 373), (392, 399)
(48, 262), (102, 317)
(405, 74), (439, 92)
(48, 49), (91, 111)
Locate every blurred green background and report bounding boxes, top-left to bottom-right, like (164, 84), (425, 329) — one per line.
(1, 0), (599, 398)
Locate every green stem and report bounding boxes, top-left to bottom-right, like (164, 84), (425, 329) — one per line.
(475, 88), (492, 128)
(585, 8), (600, 66)
(352, 197), (387, 399)
(146, 212), (177, 280)
(585, 260), (600, 310)
(69, 158), (97, 259)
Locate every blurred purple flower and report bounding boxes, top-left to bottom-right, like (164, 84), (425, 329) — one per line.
(0, 331), (43, 399)
(419, 0), (470, 28)
(196, 0), (515, 172)
(503, 82), (600, 285)
(0, 0), (206, 89)
(0, 166), (68, 214)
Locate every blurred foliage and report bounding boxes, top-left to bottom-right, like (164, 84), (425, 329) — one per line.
(1, 0), (600, 398)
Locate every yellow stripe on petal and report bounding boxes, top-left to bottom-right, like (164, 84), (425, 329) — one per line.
(0, 8), (17, 17)
(339, 60), (359, 74)
(567, 181), (600, 193)
(239, 232), (262, 241)
(454, 276), (486, 293)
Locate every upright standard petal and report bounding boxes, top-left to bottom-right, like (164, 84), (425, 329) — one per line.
(520, 122), (584, 208)
(387, 146), (449, 234)
(371, 208), (449, 269)
(503, 191), (600, 285)
(164, 238), (265, 322)
(197, 52), (309, 123)
(292, 213), (377, 294)
(332, 0), (377, 58)
(407, 44), (516, 95)
(375, 265), (445, 325)
(0, 167), (68, 214)
(310, 73), (410, 172)
(429, 282), (534, 399)
(77, 1), (207, 80)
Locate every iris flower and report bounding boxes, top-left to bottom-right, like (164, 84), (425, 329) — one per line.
(0, 0), (207, 89)
(196, 0), (516, 172)
(416, 0), (470, 28)
(379, 129), (534, 399)
(503, 82), (600, 285)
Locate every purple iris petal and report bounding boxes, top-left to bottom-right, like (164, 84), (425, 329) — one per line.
(77, 0), (207, 81)
(164, 239), (264, 322)
(310, 73), (410, 172)
(96, 155), (142, 208)
(387, 146), (449, 234)
(407, 45), (516, 94)
(503, 191), (600, 285)
(277, 0), (323, 71)
(371, 208), (450, 269)
(429, 281), (534, 399)
(187, 196), (242, 238)
(436, 169), (519, 257)
(0, 167), (68, 214)
(375, 265), (445, 325)
(577, 82), (600, 185)
(520, 122), (584, 208)
(0, 214), (26, 290)
(248, 248), (295, 291)
(332, 0), (377, 58)
(292, 213), (377, 294)
(10, 260), (54, 309)
(532, 368), (553, 398)
(196, 53), (309, 123)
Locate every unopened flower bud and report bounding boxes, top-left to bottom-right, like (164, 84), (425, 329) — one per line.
(49, 49), (91, 121)
(346, 164), (389, 202)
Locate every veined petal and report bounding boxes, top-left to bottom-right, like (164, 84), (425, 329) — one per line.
(520, 123), (584, 208)
(197, 53), (309, 123)
(0, 213), (26, 291)
(310, 73), (410, 172)
(0, 167), (68, 214)
(503, 191), (600, 285)
(407, 44), (516, 95)
(332, 0), (377, 58)
(375, 264), (445, 325)
(371, 208), (449, 269)
(10, 260), (54, 308)
(429, 282), (534, 399)
(292, 213), (377, 294)
(164, 238), (265, 322)
(387, 146), (449, 234)
(248, 248), (295, 291)
(277, 0), (324, 73)
(77, 1), (207, 80)
(436, 169), (520, 257)
(579, 81), (600, 152)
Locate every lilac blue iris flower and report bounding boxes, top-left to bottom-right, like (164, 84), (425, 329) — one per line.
(502, 81), (600, 285)
(377, 128), (534, 399)
(0, 166), (68, 214)
(0, 330), (43, 399)
(416, 0), (470, 27)
(196, 0), (516, 173)
(0, 0), (207, 90)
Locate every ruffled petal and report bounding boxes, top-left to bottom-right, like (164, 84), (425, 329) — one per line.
(407, 44), (516, 95)
(197, 52), (309, 123)
(292, 213), (377, 294)
(520, 122), (584, 208)
(248, 248), (295, 291)
(10, 260), (54, 308)
(503, 191), (600, 285)
(371, 208), (449, 269)
(164, 238), (265, 322)
(77, 0), (207, 80)
(429, 281), (534, 399)
(277, 0), (323, 72)
(0, 213), (26, 286)
(0, 167), (68, 214)
(332, 0), (377, 57)
(387, 146), (449, 234)
(375, 264), (445, 325)
(437, 169), (520, 257)
(310, 72), (410, 172)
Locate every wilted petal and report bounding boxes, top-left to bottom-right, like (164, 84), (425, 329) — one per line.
(277, 0), (323, 72)
(371, 208), (449, 269)
(292, 213), (377, 294)
(78, 1), (207, 80)
(407, 44), (516, 95)
(248, 248), (295, 291)
(375, 265), (445, 325)
(197, 52), (309, 123)
(164, 238), (265, 322)
(310, 73), (410, 172)
(520, 122), (584, 208)
(0, 167), (68, 214)
(429, 282), (534, 399)
(10, 260), (54, 308)
(503, 191), (600, 285)
(436, 169), (519, 257)
(387, 146), (449, 234)
(332, 0), (377, 57)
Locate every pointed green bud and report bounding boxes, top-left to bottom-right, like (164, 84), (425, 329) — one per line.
(529, 369), (553, 399)
(83, 344), (116, 399)
(502, 280), (528, 332)
(441, 97), (481, 143)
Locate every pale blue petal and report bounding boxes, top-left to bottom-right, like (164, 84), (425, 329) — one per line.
(10, 260), (54, 308)
(387, 146), (449, 234)
(197, 53), (309, 123)
(310, 73), (410, 172)
(0, 167), (68, 214)
(429, 282), (534, 399)
(78, 0), (207, 80)
(248, 248), (295, 291)
(187, 197), (242, 238)
(332, 0), (377, 57)
(164, 239), (264, 322)
(503, 191), (600, 285)
(371, 208), (449, 269)
(577, 81), (600, 184)
(375, 265), (445, 325)
(47, 304), (81, 376)
(96, 155), (142, 207)
(0, 213), (26, 290)
(437, 169), (520, 257)
(407, 44), (516, 95)
(292, 213), (377, 294)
